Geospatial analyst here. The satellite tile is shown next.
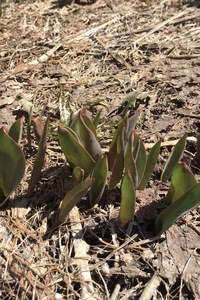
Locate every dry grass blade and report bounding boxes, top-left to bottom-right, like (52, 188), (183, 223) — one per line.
(1, 0), (200, 299)
(69, 207), (96, 300)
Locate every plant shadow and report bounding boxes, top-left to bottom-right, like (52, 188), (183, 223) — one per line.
(51, 0), (97, 9)
(189, 0), (200, 7)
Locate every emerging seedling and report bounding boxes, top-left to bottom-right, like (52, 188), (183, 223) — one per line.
(0, 126), (26, 208)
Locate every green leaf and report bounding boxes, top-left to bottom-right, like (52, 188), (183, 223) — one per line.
(70, 112), (80, 137)
(59, 178), (94, 223)
(118, 171), (135, 228)
(79, 112), (102, 161)
(70, 108), (102, 161)
(27, 116), (49, 196)
(108, 117), (127, 171)
(124, 131), (138, 188)
(90, 155), (108, 206)
(32, 116), (44, 143)
(109, 125), (125, 190)
(0, 127), (26, 207)
(80, 109), (97, 138)
(135, 140), (147, 188)
(165, 162), (197, 204)
(8, 116), (24, 144)
(132, 131), (140, 158)
(70, 108), (94, 138)
(72, 166), (85, 186)
(93, 110), (101, 128)
(161, 134), (187, 182)
(155, 183), (200, 234)
(58, 125), (95, 177)
(139, 140), (161, 190)
(65, 125), (80, 141)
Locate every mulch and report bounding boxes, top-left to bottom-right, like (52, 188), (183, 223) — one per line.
(0, 0), (200, 299)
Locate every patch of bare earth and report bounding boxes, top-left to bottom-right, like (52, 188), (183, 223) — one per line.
(0, 0), (200, 299)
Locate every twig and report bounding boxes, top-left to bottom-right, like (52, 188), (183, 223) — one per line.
(125, 235), (163, 250)
(145, 136), (197, 150)
(133, 10), (188, 46)
(28, 43), (63, 66)
(139, 273), (160, 300)
(179, 248), (197, 300)
(69, 207), (95, 299)
(95, 235), (162, 268)
(172, 13), (200, 26)
(168, 54), (200, 59)
(96, 268), (110, 299)
(87, 229), (117, 249)
(110, 275), (123, 300)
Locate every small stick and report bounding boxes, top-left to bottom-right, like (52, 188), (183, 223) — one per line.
(139, 273), (160, 300)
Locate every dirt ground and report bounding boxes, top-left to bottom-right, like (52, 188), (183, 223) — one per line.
(0, 0), (200, 299)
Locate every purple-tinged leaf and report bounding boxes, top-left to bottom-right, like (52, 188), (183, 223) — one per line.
(118, 171), (135, 228)
(79, 112), (102, 161)
(70, 112), (80, 137)
(132, 131), (140, 158)
(90, 155), (108, 206)
(8, 116), (24, 144)
(32, 116), (44, 143)
(58, 125), (95, 177)
(66, 126), (80, 141)
(59, 178), (94, 223)
(109, 125), (126, 190)
(126, 110), (140, 140)
(135, 140), (147, 188)
(165, 162), (197, 204)
(70, 108), (94, 138)
(108, 117), (128, 171)
(161, 134), (187, 182)
(155, 183), (200, 234)
(139, 140), (161, 190)
(0, 127), (25, 207)
(80, 109), (97, 138)
(124, 131), (138, 188)
(108, 112), (140, 172)
(27, 116), (49, 197)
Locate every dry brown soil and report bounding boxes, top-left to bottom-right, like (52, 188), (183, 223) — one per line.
(0, 0), (200, 299)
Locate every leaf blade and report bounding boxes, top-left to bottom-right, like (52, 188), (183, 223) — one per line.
(161, 134), (187, 182)
(126, 110), (140, 140)
(59, 178), (94, 223)
(27, 116), (49, 196)
(108, 118), (127, 172)
(90, 155), (108, 206)
(118, 171), (135, 228)
(109, 125), (125, 190)
(139, 140), (161, 190)
(79, 112), (102, 161)
(124, 131), (138, 188)
(58, 125), (95, 177)
(0, 127), (25, 206)
(135, 139), (147, 188)
(8, 116), (24, 144)
(32, 116), (44, 143)
(165, 162), (197, 204)
(155, 183), (200, 234)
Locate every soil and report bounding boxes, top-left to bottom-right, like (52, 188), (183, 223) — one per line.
(0, 0), (200, 299)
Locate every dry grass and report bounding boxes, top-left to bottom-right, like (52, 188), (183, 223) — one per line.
(0, 0), (200, 299)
